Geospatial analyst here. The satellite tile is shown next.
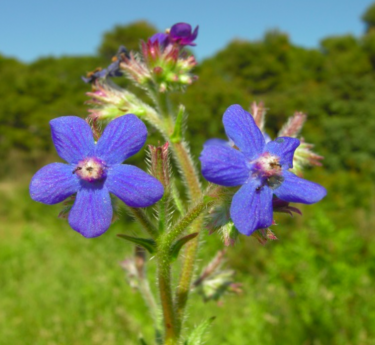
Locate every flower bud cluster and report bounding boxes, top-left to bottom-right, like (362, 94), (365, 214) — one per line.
(120, 23), (198, 92)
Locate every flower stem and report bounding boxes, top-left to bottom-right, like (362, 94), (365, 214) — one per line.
(157, 196), (212, 343)
(175, 215), (204, 334)
(170, 140), (202, 201)
(157, 239), (178, 344)
(148, 90), (202, 202)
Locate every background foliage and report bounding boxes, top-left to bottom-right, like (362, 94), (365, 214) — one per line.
(1, 3), (375, 345)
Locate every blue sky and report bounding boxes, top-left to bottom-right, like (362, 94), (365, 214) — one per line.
(1, 0), (374, 63)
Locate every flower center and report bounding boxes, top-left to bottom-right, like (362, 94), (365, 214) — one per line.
(74, 157), (106, 182)
(251, 152), (283, 189)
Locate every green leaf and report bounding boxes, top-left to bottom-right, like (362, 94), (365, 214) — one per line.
(117, 234), (156, 254)
(170, 232), (198, 261)
(170, 105), (185, 143)
(184, 317), (216, 345)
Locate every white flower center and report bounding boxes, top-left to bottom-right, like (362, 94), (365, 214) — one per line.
(251, 153), (284, 189)
(74, 157), (106, 182)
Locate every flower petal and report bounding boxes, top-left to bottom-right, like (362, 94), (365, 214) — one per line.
(265, 137), (300, 168)
(95, 114), (147, 164)
(203, 138), (229, 147)
(50, 116), (95, 164)
(274, 171), (327, 204)
(68, 186), (113, 238)
(171, 22), (192, 38)
(200, 143), (249, 187)
(106, 164), (164, 207)
(223, 104), (265, 159)
(230, 179), (273, 236)
(30, 163), (79, 204)
(191, 25), (199, 41)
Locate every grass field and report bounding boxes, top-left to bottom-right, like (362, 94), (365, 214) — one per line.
(1, 177), (375, 345)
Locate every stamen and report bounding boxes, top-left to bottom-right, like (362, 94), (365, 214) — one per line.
(74, 157), (106, 182)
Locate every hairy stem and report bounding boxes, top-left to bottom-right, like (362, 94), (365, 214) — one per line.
(169, 141), (202, 202)
(175, 214), (204, 335)
(157, 239), (178, 344)
(149, 91), (202, 202)
(157, 197), (211, 343)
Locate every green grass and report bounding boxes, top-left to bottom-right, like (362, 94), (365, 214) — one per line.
(1, 178), (375, 344)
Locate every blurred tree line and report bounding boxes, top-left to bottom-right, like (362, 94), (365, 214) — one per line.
(2, 6), (375, 209)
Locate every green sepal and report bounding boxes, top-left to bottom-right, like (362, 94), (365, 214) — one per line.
(170, 105), (185, 143)
(170, 232), (198, 261)
(203, 194), (215, 205)
(138, 336), (148, 345)
(117, 234), (156, 254)
(184, 316), (216, 345)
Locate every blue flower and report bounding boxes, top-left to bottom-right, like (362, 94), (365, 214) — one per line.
(30, 114), (164, 238)
(200, 105), (326, 236)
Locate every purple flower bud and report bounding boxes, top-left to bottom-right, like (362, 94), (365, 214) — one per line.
(169, 23), (199, 46)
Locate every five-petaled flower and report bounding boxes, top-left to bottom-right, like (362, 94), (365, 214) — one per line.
(30, 114), (164, 238)
(199, 104), (326, 236)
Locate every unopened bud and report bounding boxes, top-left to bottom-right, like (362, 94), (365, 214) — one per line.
(292, 140), (324, 176)
(253, 227), (278, 244)
(251, 101), (267, 131)
(153, 66), (163, 75)
(221, 222), (239, 246)
(148, 142), (170, 192)
(278, 111), (307, 137)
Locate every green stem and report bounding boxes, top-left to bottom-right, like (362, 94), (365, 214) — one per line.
(175, 215), (204, 335)
(171, 181), (185, 215)
(147, 89), (211, 343)
(149, 91), (202, 202)
(157, 198), (210, 343)
(166, 200), (207, 242)
(169, 141), (202, 202)
(157, 239), (178, 344)
(128, 207), (159, 239)
(158, 196), (168, 233)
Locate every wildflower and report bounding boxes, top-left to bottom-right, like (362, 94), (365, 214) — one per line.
(169, 23), (198, 46)
(30, 114), (164, 238)
(199, 104), (326, 236)
(149, 22), (198, 49)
